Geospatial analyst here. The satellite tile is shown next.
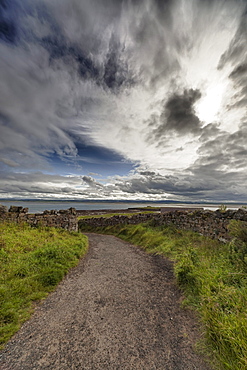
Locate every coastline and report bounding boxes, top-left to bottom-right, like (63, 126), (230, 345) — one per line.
(0, 199), (245, 214)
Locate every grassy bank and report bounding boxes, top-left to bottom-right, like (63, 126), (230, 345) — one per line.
(0, 222), (88, 349)
(78, 210), (157, 220)
(80, 220), (247, 370)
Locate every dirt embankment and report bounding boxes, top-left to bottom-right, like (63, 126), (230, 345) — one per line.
(0, 234), (212, 370)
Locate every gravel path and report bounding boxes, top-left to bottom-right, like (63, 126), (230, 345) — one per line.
(0, 233), (212, 370)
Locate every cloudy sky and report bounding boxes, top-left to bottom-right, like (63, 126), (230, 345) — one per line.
(0, 0), (247, 202)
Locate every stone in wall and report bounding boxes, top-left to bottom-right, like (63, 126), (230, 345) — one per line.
(59, 207), (77, 215)
(9, 206), (28, 213)
(0, 204), (8, 213)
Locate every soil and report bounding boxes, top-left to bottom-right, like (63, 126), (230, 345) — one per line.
(0, 233), (213, 370)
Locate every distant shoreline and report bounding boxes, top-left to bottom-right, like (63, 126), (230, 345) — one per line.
(0, 199), (246, 205)
(1, 199), (246, 214)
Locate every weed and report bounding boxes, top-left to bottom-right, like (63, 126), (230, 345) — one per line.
(219, 204), (227, 213)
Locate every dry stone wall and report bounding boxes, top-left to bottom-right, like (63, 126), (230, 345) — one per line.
(0, 206), (78, 232)
(1, 205), (247, 241)
(79, 209), (247, 242)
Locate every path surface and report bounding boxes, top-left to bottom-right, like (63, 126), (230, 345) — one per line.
(0, 234), (212, 370)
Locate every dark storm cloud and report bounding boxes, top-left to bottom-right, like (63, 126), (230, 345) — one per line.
(0, 13), (16, 44)
(139, 171), (156, 176)
(82, 175), (103, 188)
(151, 89), (202, 140)
(164, 89), (202, 133)
(0, 0), (17, 44)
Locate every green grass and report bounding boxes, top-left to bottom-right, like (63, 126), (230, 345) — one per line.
(79, 221), (247, 370)
(0, 222), (88, 349)
(78, 211), (158, 220)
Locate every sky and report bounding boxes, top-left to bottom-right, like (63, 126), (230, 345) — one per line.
(0, 0), (247, 202)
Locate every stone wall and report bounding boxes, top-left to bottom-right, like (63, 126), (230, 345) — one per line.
(1, 205), (247, 241)
(79, 209), (247, 242)
(0, 206), (78, 232)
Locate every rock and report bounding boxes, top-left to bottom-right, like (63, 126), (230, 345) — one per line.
(233, 208), (247, 221)
(0, 204), (8, 213)
(58, 209), (68, 214)
(9, 206), (23, 213)
(68, 207), (77, 215)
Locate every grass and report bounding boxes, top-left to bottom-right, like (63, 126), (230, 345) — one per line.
(78, 211), (158, 220)
(79, 220), (247, 370)
(0, 222), (88, 349)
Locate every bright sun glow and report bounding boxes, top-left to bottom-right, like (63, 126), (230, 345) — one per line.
(195, 84), (225, 124)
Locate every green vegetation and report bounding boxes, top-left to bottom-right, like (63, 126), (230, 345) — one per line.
(135, 206), (161, 211)
(80, 220), (247, 370)
(219, 204), (227, 213)
(78, 210), (157, 220)
(0, 222), (88, 349)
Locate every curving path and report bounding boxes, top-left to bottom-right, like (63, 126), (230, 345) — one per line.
(0, 234), (212, 370)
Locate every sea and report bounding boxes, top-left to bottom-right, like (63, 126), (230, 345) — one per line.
(0, 200), (243, 214)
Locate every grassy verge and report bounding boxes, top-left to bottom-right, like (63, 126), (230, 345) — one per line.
(0, 222), (88, 349)
(78, 211), (157, 220)
(79, 221), (247, 370)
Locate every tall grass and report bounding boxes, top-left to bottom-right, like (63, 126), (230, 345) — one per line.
(0, 222), (88, 349)
(79, 221), (247, 370)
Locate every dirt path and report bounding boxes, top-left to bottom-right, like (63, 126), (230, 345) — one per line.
(0, 233), (212, 370)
